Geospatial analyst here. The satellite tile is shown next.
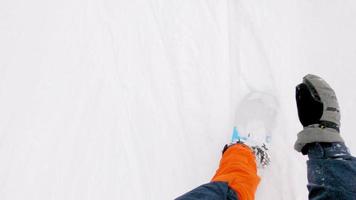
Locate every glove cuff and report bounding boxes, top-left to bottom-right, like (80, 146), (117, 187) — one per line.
(294, 125), (344, 152)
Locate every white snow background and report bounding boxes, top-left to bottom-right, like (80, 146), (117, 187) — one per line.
(1, 0), (356, 199)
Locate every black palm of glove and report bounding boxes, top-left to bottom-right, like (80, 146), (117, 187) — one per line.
(296, 83), (323, 127)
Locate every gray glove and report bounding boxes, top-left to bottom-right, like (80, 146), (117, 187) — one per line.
(294, 74), (344, 153)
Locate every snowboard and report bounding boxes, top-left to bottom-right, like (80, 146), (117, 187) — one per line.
(232, 92), (278, 168)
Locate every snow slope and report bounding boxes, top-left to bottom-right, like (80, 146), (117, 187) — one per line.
(1, 0), (356, 199)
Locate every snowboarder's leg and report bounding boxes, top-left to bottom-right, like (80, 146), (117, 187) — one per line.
(175, 181), (237, 200)
(295, 74), (356, 199)
(305, 142), (356, 199)
(211, 143), (260, 200)
(176, 143), (260, 200)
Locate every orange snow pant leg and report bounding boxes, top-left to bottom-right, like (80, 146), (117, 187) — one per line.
(211, 143), (260, 200)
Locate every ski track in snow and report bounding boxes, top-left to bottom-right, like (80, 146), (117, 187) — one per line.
(1, 0), (356, 199)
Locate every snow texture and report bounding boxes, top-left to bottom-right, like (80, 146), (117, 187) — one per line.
(1, 0), (356, 199)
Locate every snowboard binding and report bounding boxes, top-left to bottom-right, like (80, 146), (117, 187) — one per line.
(229, 127), (271, 168)
(251, 143), (270, 168)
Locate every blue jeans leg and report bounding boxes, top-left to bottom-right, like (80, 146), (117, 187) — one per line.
(307, 142), (356, 200)
(175, 182), (238, 200)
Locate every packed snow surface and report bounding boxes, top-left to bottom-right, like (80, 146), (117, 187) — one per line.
(1, 0), (356, 199)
